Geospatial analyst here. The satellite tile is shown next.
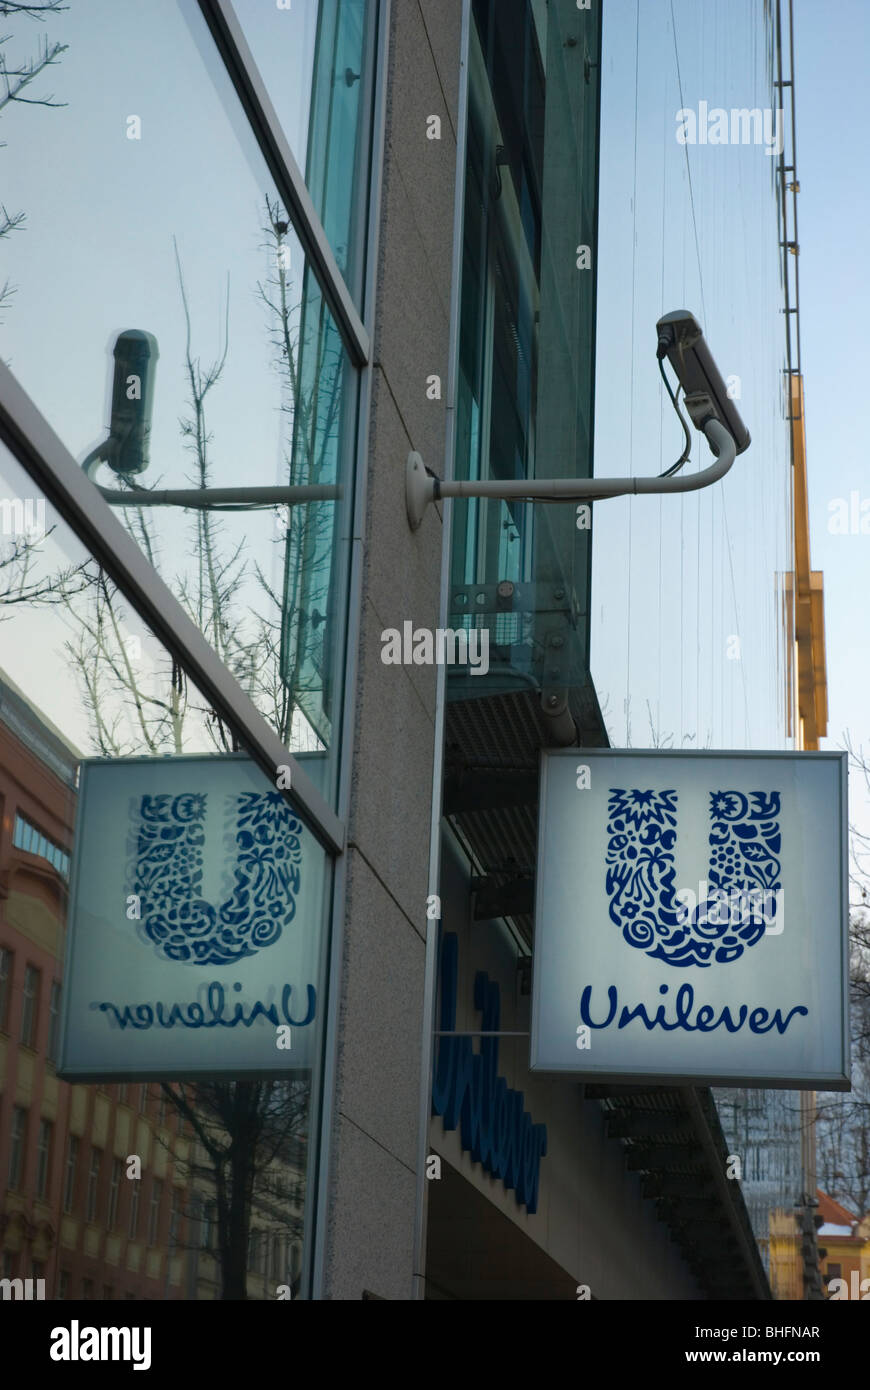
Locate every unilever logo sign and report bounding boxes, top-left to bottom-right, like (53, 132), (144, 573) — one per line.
(530, 750), (849, 1088)
(606, 788), (782, 968)
(58, 757), (321, 1080)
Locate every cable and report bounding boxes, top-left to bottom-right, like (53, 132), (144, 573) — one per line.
(657, 353), (692, 476)
(670, 0), (707, 328)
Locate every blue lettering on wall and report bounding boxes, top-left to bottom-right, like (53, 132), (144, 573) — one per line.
(432, 933), (547, 1215)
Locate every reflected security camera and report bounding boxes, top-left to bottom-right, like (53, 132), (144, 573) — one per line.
(106, 329), (159, 476)
(655, 310), (751, 455)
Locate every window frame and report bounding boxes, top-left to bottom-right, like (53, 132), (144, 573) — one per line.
(63, 1135), (79, 1214)
(35, 1118), (53, 1201)
(47, 982), (62, 1064)
(19, 963), (40, 1049)
(0, 947), (11, 1030)
(148, 1177), (164, 1246)
(129, 1178), (141, 1241)
(86, 1147), (102, 1224)
(8, 1105), (28, 1190)
(108, 1157), (122, 1229)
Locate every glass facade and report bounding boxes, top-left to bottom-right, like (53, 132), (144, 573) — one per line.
(443, 0), (805, 1296)
(0, 439), (331, 1296)
(0, 0), (368, 807)
(449, 0), (600, 700)
(0, 0), (827, 1312)
(590, 0), (803, 1279)
(715, 1086), (803, 1288)
(591, 0), (792, 753)
(232, 0), (376, 304)
(0, 0), (382, 1302)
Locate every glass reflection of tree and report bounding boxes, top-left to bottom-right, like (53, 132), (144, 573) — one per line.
(1, 188), (337, 1296)
(44, 199), (344, 763)
(257, 196), (345, 752)
(0, 6), (85, 608)
(0, 1), (68, 325)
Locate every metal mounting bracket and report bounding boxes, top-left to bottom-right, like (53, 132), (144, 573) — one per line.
(405, 417), (738, 530)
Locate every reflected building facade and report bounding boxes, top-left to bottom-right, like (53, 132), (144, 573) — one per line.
(0, 0), (827, 1301)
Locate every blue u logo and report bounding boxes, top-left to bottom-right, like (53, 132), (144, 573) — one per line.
(605, 789), (782, 968)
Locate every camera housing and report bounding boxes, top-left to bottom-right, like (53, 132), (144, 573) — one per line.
(656, 310), (751, 455)
(107, 329), (159, 476)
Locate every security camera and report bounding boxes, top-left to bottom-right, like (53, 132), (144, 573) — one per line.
(656, 310), (751, 455)
(106, 329), (159, 476)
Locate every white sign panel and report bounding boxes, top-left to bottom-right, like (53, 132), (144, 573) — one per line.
(531, 750), (849, 1087)
(58, 755), (325, 1079)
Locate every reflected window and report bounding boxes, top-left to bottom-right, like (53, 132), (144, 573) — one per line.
(19, 964), (39, 1048)
(0, 0), (361, 808)
(63, 1135), (79, 1213)
(8, 1106), (27, 1189)
(450, 0), (599, 699)
(149, 1178), (163, 1245)
(129, 1180), (140, 1240)
(109, 1158), (122, 1229)
(13, 814), (70, 878)
(47, 982), (62, 1064)
(0, 948), (11, 1030)
(36, 1119), (53, 1201)
(233, 0), (376, 303)
(86, 1147), (102, 1224)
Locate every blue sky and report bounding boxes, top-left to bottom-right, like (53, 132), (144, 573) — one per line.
(794, 0), (870, 872)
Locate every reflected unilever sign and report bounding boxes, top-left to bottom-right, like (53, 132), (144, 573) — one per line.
(530, 750), (849, 1088)
(58, 756), (322, 1079)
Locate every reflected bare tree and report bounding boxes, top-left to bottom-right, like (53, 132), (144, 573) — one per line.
(0, 0), (67, 322)
(153, 1079), (309, 1301)
(49, 202), (342, 1299)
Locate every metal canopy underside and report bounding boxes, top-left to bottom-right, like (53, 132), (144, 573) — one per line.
(443, 683), (772, 1301)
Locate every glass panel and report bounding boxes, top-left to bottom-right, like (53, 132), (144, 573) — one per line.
(0, 440), (329, 1298)
(590, 0), (798, 1284)
(715, 1087), (802, 1289)
(231, 0), (375, 303)
(590, 0), (791, 752)
(449, 0), (600, 699)
(0, 0), (358, 808)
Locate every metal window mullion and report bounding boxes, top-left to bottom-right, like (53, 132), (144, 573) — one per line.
(197, 0), (371, 369)
(0, 362), (344, 856)
(309, 0), (389, 1303)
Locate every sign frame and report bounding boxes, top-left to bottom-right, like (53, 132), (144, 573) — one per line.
(529, 747), (850, 1089)
(57, 752), (330, 1083)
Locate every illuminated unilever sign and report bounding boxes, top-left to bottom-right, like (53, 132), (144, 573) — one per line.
(530, 750), (849, 1088)
(58, 756), (323, 1079)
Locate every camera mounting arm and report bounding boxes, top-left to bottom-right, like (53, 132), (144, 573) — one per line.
(405, 415), (737, 531)
(81, 442), (340, 510)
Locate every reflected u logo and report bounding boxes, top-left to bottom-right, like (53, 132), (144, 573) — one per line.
(128, 791), (302, 966)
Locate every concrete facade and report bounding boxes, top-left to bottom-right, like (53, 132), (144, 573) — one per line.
(321, 0), (461, 1301)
